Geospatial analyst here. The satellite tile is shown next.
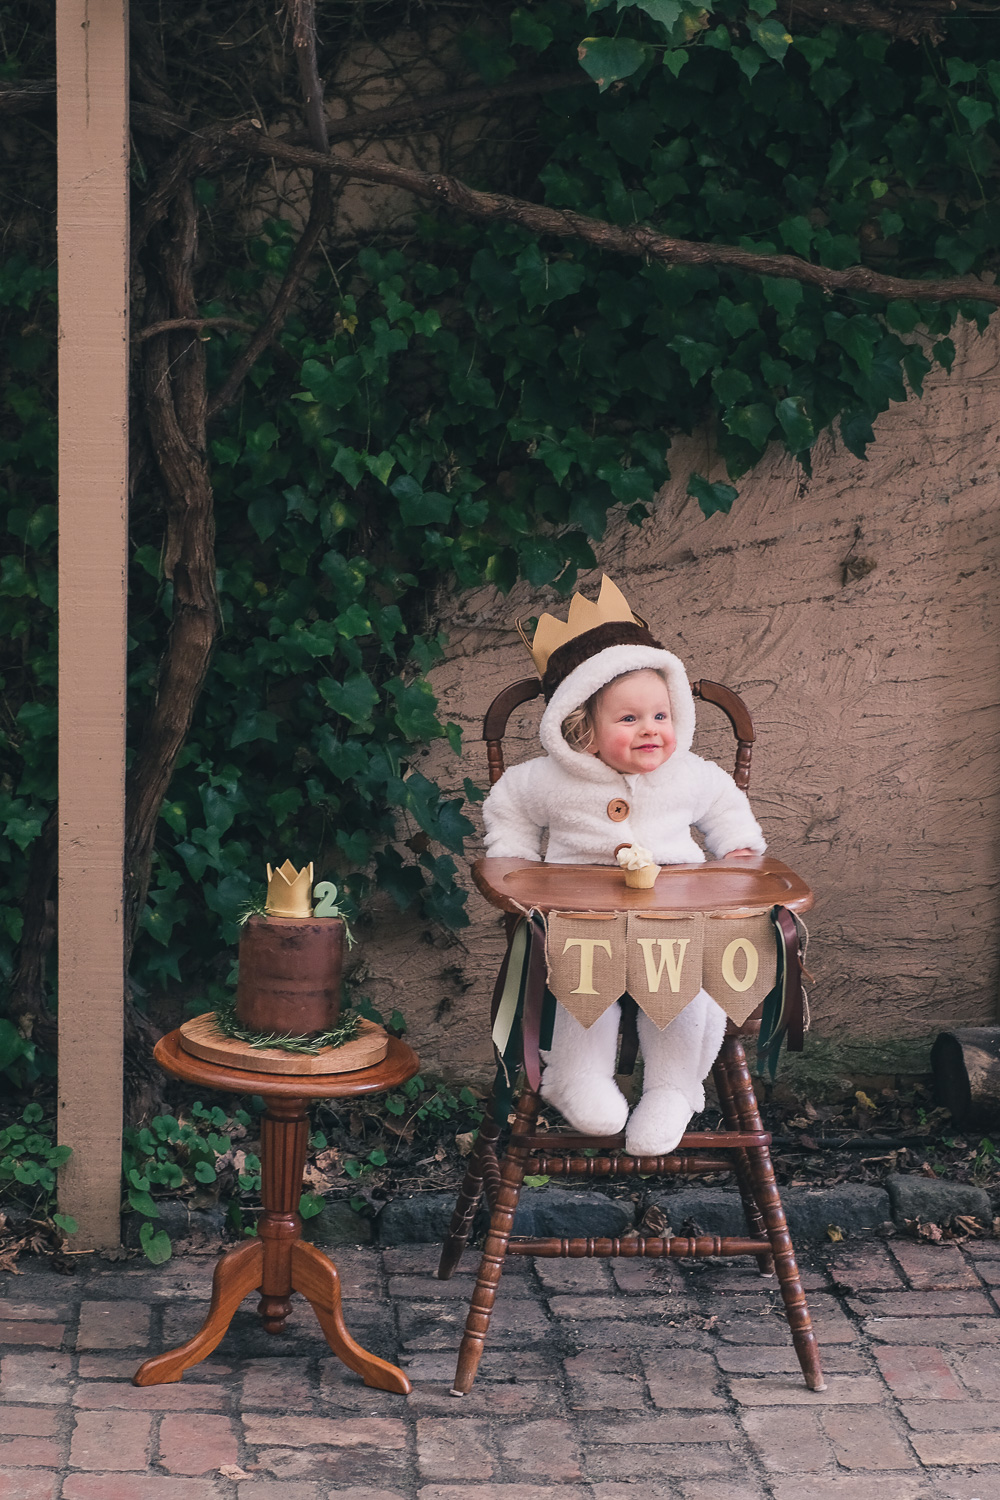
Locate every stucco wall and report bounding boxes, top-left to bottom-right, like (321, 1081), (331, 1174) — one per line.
(355, 318), (1000, 1089)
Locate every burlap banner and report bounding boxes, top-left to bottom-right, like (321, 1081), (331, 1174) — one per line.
(546, 908), (777, 1029)
(544, 912), (625, 1028)
(702, 911), (777, 1026)
(627, 912), (705, 1028)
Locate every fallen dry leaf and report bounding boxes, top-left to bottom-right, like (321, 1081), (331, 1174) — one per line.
(455, 1131), (476, 1157)
(640, 1204), (670, 1237)
(218, 1465), (254, 1480)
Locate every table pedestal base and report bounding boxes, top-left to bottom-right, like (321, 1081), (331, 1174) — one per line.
(133, 1096), (410, 1394)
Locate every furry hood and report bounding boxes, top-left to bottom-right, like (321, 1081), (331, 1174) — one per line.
(538, 643), (697, 783)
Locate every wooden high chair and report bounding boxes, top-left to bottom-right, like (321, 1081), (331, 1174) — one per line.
(437, 676), (825, 1395)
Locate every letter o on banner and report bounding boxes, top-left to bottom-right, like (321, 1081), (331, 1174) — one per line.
(721, 937), (759, 993)
(702, 911), (775, 1025)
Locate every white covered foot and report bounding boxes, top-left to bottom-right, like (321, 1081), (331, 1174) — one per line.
(625, 990), (726, 1155)
(625, 1086), (694, 1156)
(540, 1001), (629, 1136)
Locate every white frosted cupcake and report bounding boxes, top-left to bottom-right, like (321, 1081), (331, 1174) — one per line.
(616, 843), (660, 889)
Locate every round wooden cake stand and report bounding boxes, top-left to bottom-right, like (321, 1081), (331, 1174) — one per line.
(133, 1030), (419, 1395)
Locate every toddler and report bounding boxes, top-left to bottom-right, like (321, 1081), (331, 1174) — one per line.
(482, 576), (765, 1155)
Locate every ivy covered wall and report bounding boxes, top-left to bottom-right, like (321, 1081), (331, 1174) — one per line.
(1, 0), (999, 1091)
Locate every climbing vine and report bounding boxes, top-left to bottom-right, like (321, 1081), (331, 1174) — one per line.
(1, 0), (999, 1089)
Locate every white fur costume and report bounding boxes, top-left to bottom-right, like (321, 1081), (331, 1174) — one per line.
(482, 642), (765, 1154)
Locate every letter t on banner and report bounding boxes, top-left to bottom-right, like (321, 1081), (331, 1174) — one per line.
(545, 913), (626, 1027)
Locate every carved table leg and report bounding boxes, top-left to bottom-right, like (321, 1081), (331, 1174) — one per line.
(136, 1092), (410, 1393)
(133, 1238), (264, 1385)
(257, 1097), (309, 1333)
(293, 1241), (411, 1392)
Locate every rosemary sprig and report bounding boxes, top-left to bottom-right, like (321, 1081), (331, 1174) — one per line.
(210, 997), (361, 1054)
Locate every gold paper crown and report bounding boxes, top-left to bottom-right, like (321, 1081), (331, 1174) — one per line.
(519, 575), (640, 677)
(265, 860), (314, 919)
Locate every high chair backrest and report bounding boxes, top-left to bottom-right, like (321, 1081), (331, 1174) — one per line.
(483, 677), (755, 790)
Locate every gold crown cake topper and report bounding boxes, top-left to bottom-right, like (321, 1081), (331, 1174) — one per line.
(265, 860), (314, 919)
(519, 575), (641, 677)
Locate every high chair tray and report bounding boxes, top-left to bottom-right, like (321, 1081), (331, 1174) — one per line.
(472, 856), (812, 917)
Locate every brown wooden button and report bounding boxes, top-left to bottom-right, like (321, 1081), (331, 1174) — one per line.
(607, 798), (630, 822)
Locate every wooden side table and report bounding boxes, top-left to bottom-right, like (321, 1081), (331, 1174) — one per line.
(133, 1030), (419, 1394)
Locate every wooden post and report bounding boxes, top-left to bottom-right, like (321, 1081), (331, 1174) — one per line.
(56, 0), (129, 1247)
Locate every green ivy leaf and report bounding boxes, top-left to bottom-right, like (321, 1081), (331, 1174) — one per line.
(390, 475), (454, 526)
(230, 710), (279, 749)
(933, 337), (956, 373)
(761, 277), (803, 320)
(634, 0), (683, 26)
(776, 396), (815, 452)
(511, 8), (553, 50)
(840, 408), (875, 461)
(686, 473), (738, 517)
(128, 1187), (160, 1218)
(389, 678), (443, 742)
(319, 673), (379, 727)
(712, 368), (754, 407)
(435, 800), (475, 854)
(139, 1221), (172, 1265)
(726, 403), (776, 449)
(885, 301), (921, 334)
(747, 15), (792, 63)
(958, 97), (994, 134)
(577, 36), (647, 92)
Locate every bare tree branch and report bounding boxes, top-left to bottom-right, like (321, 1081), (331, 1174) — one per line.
(289, 0), (329, 153)
(137, 316), (257, 341)
(125, 184), (218, 959)
(130, 72), (584, 263)
(777, 0), (946, 43)
(0, 80), (55, 114)
(240, 132), (1000, 308)
(204, 0), (339, 417)
(317, 72), (588, 144)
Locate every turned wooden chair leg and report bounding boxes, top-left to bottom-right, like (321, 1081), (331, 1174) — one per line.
(450, 1085), (538, 1396)
(724, 1037), (826, 1392)
(714, 1048), (774, 1277)
(437, 1101), (501, 1281)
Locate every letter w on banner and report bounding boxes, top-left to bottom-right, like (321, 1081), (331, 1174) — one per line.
(702, 910), (776, 1025)
(545, 912), (626, 1027)
(626, 913), (705, 1028)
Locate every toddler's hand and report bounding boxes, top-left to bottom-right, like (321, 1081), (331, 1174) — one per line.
(723, 848), (755, 858)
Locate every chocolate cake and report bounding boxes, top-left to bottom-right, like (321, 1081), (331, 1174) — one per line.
(235, 913), (344, 1037)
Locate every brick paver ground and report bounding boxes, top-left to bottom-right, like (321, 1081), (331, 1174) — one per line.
(2, 1234), (1000, 1498)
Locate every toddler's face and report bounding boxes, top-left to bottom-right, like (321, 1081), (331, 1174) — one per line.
(590, 670), (676, 775)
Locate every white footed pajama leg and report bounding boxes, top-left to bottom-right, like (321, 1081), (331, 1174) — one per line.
(625, 989), (726, 1156)
(540, 1000), (629, 1136)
